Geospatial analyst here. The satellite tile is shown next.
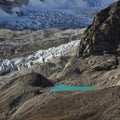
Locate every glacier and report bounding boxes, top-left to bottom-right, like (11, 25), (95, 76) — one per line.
(0, 0), (118, 30)
(0, 40), (80, 75)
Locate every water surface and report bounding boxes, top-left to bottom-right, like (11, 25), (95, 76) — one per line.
(49, 84), (95, 92)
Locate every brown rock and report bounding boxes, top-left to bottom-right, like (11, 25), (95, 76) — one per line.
(76, 0), (120, 57)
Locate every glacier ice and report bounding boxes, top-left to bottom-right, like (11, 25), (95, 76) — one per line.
(0, 0), (118, 30)
(0, 40), (80, 75)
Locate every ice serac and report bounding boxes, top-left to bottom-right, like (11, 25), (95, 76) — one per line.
(0, 40), (80, 75)
(76, 0), (120, 57)
(0, 0), (118, 30)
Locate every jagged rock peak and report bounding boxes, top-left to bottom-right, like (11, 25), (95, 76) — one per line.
(76, 0), (120, 57)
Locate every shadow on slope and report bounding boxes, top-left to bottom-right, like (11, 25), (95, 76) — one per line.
(0, 72), (53, 119)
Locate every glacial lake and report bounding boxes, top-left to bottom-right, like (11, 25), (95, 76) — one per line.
(49, 84), (95, 92)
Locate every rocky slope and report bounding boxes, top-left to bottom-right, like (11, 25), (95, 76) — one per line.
(10, 86), (120, 120)
(0, 28), (85, 75)
(0, 72), (53, 120)
(0, 56), (120, 120)
(76, 0), (120, 57)
(0, 28), (84, 59)
(0, 1), (120, 120)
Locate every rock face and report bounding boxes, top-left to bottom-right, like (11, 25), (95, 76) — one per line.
(76, 0), (120, 57)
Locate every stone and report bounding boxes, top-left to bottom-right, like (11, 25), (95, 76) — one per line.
(76, 0), (120, 57)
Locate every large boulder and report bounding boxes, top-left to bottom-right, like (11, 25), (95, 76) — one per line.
(76, 0), (120, 57)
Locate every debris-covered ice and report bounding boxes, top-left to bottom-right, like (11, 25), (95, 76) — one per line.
(0, 40), (80, 75)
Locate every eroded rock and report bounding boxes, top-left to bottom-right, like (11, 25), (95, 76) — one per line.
(76, 0), (120, 57)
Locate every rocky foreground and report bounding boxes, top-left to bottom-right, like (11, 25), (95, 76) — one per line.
(0, 0), (120, 120)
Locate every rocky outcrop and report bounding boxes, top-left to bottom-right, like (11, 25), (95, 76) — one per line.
(76, 0), (120, 57)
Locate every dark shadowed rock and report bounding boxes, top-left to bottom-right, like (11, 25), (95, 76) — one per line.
(0, 72), (53, 119)
(76, 0), (120, 57)
(27, 72), (54, 87)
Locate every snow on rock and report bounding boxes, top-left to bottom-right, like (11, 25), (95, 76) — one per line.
(0, 40), (80, 75)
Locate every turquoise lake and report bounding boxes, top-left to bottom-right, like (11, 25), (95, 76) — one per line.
(49, 84), (95, 92)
